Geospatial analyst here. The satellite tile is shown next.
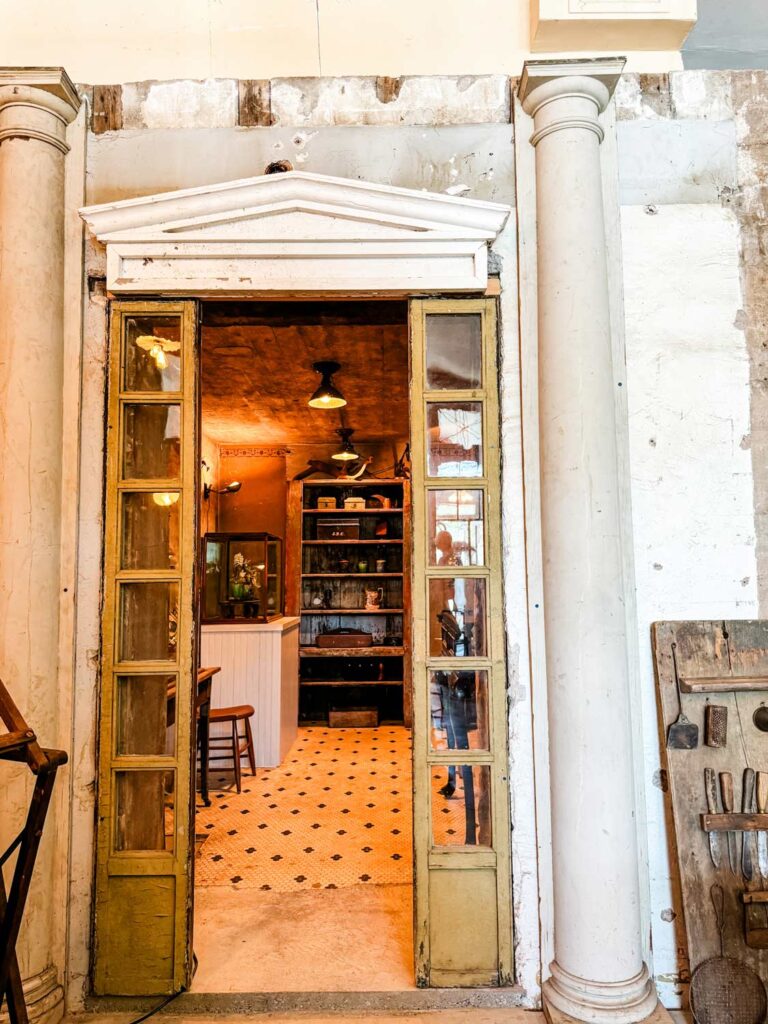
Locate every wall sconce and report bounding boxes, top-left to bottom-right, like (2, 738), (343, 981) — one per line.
(308, 361), (346, 409)
(203, 480), (241, 501)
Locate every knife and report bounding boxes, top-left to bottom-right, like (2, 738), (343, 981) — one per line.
(757, 771), (768, 880)
(743, 768), (756, 882)
(719, 771), (739, 876)
(704, 768), (722, 869)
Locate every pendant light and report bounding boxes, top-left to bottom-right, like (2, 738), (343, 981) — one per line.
(332, 427), (360, 462)
(308, 361), (346, 409)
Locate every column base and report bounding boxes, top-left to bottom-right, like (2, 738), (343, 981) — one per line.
(0, 966), (64, 1024)
(543, 961), (660, 1024)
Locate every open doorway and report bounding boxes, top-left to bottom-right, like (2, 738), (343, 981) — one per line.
(191, 299), (415, 992)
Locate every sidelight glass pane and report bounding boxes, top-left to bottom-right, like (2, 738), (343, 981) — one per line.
(426, 402), (483, 478)
(124, 316), (182, 393)
(429, 577), (487, 658)
(431, 764), (492, 847)
(119, 582), (180, 662)
(116, 675), (177, 756)
(121, 492), (180, 570)
(429, 670), (489, 752)
(122, 403), (181, 480)
(425, 313), (482, 390)
(428, 489), (484, 566)
(115, 770), (175, 851)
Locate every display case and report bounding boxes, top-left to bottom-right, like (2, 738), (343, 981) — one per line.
(201, 532), (283, 623)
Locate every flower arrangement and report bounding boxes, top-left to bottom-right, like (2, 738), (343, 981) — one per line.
(229, 552), (262, 600)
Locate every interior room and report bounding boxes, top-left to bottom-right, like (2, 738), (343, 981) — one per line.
(191, 299), (415, 992)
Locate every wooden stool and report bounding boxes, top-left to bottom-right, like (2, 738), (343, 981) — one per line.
(207, 705), (256, 793)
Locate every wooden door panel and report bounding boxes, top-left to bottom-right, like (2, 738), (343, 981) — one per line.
(93, 301), (198, 995)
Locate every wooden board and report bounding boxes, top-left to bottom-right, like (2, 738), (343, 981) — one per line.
(653, 620), (768, 988)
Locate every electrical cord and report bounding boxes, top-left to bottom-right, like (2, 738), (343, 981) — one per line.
(126, 987), (184, 1024)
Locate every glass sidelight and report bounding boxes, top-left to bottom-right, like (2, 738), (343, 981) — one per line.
(410, 298), (512, 987)
(93, 301), (198, 996)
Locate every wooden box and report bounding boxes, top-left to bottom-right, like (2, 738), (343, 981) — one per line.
(317, 519), (360, 540)
(317, 497), (337, 510)
(316, 630), (373, 648)
(329, 707), (378, 728)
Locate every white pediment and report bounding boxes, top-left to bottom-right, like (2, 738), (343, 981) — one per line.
(80, 170), (511, 295)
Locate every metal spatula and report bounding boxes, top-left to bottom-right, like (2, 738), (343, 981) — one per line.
(667, 642), (699, 750)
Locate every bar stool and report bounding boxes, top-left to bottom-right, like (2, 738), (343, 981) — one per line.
(208, 705), (256, 793)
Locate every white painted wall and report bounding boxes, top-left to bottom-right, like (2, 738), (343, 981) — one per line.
(0, 0), (684, 83)
(621, 202), (758, 1005)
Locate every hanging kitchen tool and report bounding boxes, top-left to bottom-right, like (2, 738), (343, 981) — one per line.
(704, 768), (723, 870)
(757, 772), (768, 881)
(690, 884), (767, 1024)
(667, 642), (699, 749)
(719, 771), (739, 877)
(743, 768), (758, 883)
(704, 704), (728, 748)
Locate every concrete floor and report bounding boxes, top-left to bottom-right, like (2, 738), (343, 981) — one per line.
(192, 884), (415, 992)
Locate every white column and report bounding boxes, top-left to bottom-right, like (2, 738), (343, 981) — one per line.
(520, 60), (658, 1024)
(0, 69), (80, 1024)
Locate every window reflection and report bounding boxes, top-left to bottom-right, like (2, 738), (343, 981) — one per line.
(122, 404), (181, 480)
(427, 402), (483, 478)
(115, 770), (175, 852)
(430, 670), (489, 752)
(428, 489), (484, 566)
(124, 317), (181, 393)
(431, 764), (491, 847)
(425, 313), (482, 390)
(429, 578), (487, 658)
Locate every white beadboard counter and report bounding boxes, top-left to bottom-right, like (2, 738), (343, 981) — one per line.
(200, 617), (300, 769)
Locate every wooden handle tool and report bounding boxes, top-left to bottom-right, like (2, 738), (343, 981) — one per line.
(719, 771), (739, 876)
(757, 772), (768, 880)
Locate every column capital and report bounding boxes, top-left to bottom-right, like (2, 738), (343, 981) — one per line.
(0, 68), (80, 153)
(518, 58), (625, 147)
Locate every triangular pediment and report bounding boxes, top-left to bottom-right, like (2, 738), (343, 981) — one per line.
(80, 170), (511, 296)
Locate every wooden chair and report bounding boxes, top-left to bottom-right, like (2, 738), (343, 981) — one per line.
(207, 705), (256, 793)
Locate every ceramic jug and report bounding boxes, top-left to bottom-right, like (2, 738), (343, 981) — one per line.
(365, 587), (384, 610)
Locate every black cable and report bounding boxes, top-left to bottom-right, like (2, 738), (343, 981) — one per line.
(126, 987), (183, 1024)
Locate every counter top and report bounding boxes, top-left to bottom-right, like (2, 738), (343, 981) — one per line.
(201, 616), (300, 634)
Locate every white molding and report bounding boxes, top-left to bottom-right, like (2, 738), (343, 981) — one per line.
(80, 170), (511, 295)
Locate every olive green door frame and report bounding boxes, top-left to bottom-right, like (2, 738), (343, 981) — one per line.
(93, 300), (199, 995)
(93, 295), (512, 994)
(410, 297), (513, 987)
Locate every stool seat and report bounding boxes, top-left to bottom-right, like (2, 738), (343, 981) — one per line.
(204, 704), (256, 792)
(210, 704), (254, 722)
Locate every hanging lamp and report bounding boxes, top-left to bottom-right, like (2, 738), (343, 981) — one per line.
(332, 427), (360, 462)
(308, 361), (346, 409)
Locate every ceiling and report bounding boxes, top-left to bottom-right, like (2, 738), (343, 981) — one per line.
(201, 301), (409, 446)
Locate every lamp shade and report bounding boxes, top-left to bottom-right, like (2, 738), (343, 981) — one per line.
(308, 361), (346, 409)
(332, 427), (360, 462)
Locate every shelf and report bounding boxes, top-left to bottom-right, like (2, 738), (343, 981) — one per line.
(680, 675), (768, 693)
(300, 679), (404, 687)
(303, 509), (403, 515)
(301, 572), (402, 578)
(302, 539), (403, 545)
(300, 645), (405, 657)
(301, 478), (404, 486)
(301, 608), (404, 614)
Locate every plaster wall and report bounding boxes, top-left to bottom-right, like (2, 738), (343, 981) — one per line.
(0, 0), (685, 82)
(62, 70), (767, 1013)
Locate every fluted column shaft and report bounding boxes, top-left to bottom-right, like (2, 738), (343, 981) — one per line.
(520, 60), (657, 1024)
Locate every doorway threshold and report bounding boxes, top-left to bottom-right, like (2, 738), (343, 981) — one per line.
(84, 987), (528, 1016)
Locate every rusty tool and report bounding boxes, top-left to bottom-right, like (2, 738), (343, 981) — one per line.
(704, 704), (727, 748)
(691, 884), (767, 1024)
(667, 642), (699, 750)
(719, 771), (739, 876)
(743, 768), (757, 882)
(704, 768), (723, 870)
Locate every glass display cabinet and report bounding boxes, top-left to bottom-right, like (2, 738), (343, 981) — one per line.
(201, 532), (283, 623)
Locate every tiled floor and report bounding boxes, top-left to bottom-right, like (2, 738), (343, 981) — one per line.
(195, 726), (412, 890)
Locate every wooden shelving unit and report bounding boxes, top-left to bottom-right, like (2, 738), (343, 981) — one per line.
(287, 477), (411, 725)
